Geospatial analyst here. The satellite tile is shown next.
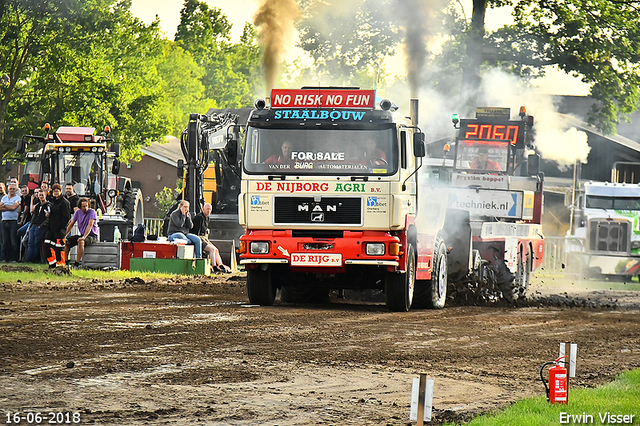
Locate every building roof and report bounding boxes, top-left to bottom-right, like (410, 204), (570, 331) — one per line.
(559, 113), (640, 154)
(141, 136), (182, 166)
(554, 95), (640, 142)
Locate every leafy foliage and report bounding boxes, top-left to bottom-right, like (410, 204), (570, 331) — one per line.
(479, 0), (640, 133)
(296, 0), (400, 87)
(1, 0), (262, 167)
(175, 0), (262, 107)
(154, 184), (180, 218)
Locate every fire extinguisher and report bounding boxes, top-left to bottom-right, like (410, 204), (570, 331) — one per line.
(540, 356), (568, 404)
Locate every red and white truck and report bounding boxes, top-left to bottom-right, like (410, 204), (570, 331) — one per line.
(237, 88), (544, 310)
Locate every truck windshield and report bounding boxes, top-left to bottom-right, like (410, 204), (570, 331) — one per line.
(455, 140), (509, 173)
(57, 152), (101, 195)
(586, 195), (640, 210)
(243, 127), (397, 175)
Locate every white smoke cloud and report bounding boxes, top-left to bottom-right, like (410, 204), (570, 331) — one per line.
(479, 69), (590, 168)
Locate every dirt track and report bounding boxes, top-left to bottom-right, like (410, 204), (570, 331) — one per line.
(1, 272), (640, 425)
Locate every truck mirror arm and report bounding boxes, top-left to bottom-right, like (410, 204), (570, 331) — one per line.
(402, 156), (422, 191)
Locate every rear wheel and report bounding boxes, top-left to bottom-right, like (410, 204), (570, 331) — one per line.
(247, 265), (276, 306)
(124, 188), (144, 240)
(385, 244), (415, 312)
(414, 237), (447, 309)
(518, 254), (531, 298)
(501, 254), (525, 302)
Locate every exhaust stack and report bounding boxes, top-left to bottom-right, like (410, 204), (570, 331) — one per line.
(410, 99), (419, 126)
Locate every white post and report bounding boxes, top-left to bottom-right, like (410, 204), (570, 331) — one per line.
(410, 374), (434, 424)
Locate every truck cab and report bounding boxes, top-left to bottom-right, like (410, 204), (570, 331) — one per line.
(238, 88), (428, 311)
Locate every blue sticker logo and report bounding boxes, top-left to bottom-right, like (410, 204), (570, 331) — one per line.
(251, 195), (261, 205)
(367, 196), (378, 207)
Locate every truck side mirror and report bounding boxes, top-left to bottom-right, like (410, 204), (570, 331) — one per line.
(110, 142), (121, 157)
(5, 161), (13, 172)
(413, 132), (426, 158)
(177, 159), (184, 178)
(16, 138), (26, 155)
(112, 159), (121, 175)
(226, 138), (238, 164)
(527, 153), (540, 175)
(41, 159), (50, 174)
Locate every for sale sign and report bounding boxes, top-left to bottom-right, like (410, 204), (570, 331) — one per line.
(290, 253), (342, 267)
(271, 89), (375, 108)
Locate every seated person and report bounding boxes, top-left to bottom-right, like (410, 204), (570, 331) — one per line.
(167, 200), (202, 259)
(470, 150), (501, 171)
(190, 203), (232, 273)
(364, 143), (387, 166)
(64, 198), (98, 267)
(265, 140), (294, 164)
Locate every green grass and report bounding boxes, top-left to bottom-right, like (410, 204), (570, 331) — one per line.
(445, 369), (640, 425)
(0, 262), (176, 283)
(532, 273), (640, 291)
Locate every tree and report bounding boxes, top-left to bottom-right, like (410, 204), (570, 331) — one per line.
(175, 0), (261, 107)
(487, 0), (640, 134)
(296, 0), (400, 86)
(1, 0), (173, 160)
(0, 0), (78, 153)
(156, 41), (215, 136)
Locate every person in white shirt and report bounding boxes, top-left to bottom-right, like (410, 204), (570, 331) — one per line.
(0, 183), (22, 261)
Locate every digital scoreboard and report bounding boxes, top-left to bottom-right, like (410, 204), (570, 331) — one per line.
(459, 119), (525, 148)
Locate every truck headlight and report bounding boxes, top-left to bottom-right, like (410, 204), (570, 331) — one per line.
(365, 243), (386, 256)
(250, 241), (270, 254)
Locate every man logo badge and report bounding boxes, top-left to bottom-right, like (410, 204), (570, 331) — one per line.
(311, 212), (324, 222)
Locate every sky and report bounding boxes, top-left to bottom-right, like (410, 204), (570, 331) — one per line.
(129, 0), (589, 96)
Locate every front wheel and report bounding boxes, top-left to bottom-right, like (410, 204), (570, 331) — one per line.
(414, 237), (447, 309)
(385, 244), (415, 312)
(247, 265), (276, 306)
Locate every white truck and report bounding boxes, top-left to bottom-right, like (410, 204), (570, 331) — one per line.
(568, 169), (640, 279)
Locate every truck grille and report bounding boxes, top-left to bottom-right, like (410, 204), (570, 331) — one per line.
(588, 220), (629, 253)
(274, 197), (362, 225)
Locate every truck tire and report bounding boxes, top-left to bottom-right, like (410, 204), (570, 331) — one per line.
(124, 188), (144, 239)
(247, 265), (276, 306)
(500, 255), (525, 302)
(385, 244), (415, 312)
(517, 254), (531, 299)
(413, 237), (447, 309)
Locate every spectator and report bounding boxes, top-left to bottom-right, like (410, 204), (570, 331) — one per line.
(25, 189), (49, 263)
(0, 182), (22, 262)
(40, 181), (53, 201)
(167, 200), (202, 259)
(43, 184), (71, 268)
(0, 182), (5, 261)
(64, 198), (98, 267)
(65, 183), (79, 212)
(17, 185), (32, 260)
(17, 185), (32, 233)
(191, 203), (231, 273)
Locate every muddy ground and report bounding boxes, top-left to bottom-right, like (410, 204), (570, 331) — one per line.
(1, 271), (639, 425)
